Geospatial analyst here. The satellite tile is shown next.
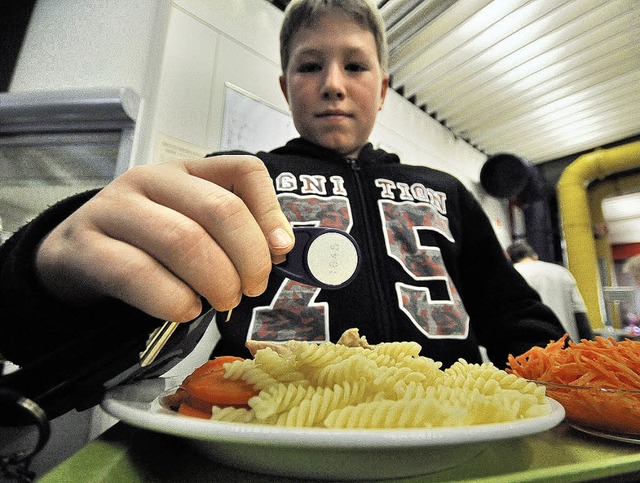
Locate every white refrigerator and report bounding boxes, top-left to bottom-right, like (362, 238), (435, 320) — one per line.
(0, 87), (139, 243)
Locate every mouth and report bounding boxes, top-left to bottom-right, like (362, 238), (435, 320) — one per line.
(316, 110), (353, 119)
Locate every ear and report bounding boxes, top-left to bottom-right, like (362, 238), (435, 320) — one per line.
(279, 75), (289, 104)
(378, 74), (389, 111)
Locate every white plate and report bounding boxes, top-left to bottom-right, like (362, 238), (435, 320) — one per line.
(102, 376), (565, 480)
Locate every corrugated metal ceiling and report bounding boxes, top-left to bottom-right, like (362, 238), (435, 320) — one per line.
(269, 0), (640, 164)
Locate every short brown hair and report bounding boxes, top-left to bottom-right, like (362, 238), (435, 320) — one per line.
(279, 0), (388, 74)
(506, 240), (537, 264)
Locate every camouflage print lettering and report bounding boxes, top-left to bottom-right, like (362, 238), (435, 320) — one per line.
(248, 194), (353, 342)
(379, 199), (469, 338)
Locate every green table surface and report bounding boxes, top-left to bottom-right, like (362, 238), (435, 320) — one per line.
(39, 421), (640, 483)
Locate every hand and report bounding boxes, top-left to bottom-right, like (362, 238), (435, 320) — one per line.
(35, 155), (294, 321)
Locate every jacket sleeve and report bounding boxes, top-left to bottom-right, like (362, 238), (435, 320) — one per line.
(0, 190), (160, 417)
(453, 187), (565, 367)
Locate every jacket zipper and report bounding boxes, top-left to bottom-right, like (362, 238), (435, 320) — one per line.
(344, 157), (393, 341)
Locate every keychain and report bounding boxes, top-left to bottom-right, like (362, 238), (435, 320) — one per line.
(0, 388), (50, 482)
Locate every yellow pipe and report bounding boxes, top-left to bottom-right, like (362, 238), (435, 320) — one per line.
(557, 140), (640, 328)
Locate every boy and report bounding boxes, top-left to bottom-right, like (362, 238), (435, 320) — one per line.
(0, 0), (563, 418)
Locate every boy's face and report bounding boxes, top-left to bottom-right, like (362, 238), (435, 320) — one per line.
(280, 13), (389, 158)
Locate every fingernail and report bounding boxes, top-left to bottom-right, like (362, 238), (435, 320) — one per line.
(182, 300), (203, 322)
(268, 227), (293, 249)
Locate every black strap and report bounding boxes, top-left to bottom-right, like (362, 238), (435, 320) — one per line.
(0, 317), (156, 481)
(0, 305), (211, 483)
(0, 316), (157, 422)
(0, 303), (212, 421)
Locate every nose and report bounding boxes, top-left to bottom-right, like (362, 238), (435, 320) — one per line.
(321, 64), (345, 101)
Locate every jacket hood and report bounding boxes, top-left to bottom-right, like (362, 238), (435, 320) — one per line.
(266, 138), (400, 166)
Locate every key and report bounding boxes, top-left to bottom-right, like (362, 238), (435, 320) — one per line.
(139, 321), (180, 367)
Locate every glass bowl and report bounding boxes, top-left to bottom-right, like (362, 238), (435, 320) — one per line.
(532, 381), (640, 436)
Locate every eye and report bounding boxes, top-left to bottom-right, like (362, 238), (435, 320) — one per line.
(345, 62), (367, 73)
(297, 62), (322, 73)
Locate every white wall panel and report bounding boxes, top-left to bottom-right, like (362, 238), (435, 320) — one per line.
(374, 91), (486, 182)
(603, 193), (640, 245)
(10, 0), (165, 94)
(174, 0), (282, 63)
(151, 8), (219, 148)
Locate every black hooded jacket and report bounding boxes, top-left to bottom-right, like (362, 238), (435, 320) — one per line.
(213, 138), (564, 367)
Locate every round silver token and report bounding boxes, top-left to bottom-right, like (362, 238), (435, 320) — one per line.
(305, 232), (359, 287)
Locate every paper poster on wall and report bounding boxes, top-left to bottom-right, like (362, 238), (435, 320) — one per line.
(220, 83), (298, 153)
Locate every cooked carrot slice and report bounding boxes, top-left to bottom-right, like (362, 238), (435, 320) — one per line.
(180, 356), (258, 407)
(178, 403), (212, 419)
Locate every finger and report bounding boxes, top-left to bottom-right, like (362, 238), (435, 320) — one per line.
(123, 158), (290, 297)
(181, 156), (295, 255)
(87, 235), (205, 321)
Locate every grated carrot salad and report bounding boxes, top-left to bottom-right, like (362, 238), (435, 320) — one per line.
(507, 334), (640, 389)
(507, 335), (640, 434)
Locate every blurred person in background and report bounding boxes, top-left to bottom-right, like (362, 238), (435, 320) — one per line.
(507, 240), (594, 342)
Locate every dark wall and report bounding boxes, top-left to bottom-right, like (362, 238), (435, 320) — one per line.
(0, 1), (37, 91)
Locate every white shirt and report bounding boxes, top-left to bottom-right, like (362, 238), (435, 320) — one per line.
(514, 260), (587, 341)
